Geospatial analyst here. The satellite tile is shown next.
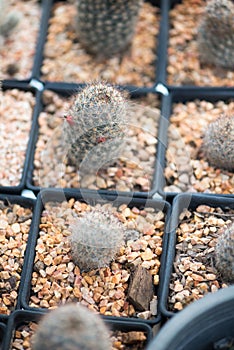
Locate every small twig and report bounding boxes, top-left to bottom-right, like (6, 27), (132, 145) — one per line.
(195, 211), (234, 220)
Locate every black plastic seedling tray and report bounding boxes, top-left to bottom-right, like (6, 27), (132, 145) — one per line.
(0, 315), (7, 350)
(159, 192), (234, 319)
(25, 83), (168, 199)
(0, 193), (36, 317)
(154, 87), (234, 201)
(151, 0), (185, 89)
(20, 188), (171, 326)
(2, 309), (153, 350)
(0, 81), (41, 195)
(0, 322), (6, 350)
(29, 0), (52, 82)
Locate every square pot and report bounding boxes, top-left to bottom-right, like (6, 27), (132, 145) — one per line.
(2, 309), (153, 350)
(155, 88), (234, 200)
(148, 285), (234, 350)
(0, 81), (40, 194)
(20, 188), (171, 326)
(0, 321), (6, 350)
(163, 0), (234, 88)
(26, 84), (166, 199)
(37, 0), (162, 88)
(0, 193), (35, 316)
(160, 192), (234, 318)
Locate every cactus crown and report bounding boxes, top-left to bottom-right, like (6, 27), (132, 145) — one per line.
(65, 82), (127, 131)
(63, 82), (128, 168)
(69, 207), (125, 271)
(215, 222), (234, 284)
(201, 114), (234, 172)
(0, 0), (19, 38)
(32, 303), (111, 350)
(197, 0), (234, 69)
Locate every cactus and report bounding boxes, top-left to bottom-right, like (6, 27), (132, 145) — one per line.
(63, 82), (127, 170)
(76, 0), (143, 59)
(215, 222), (234, 284)
(69, 207), (125, 271)
(197, 0), (234, 69)
(201, 114), (234, 172)
(0, 0), (19, 38)
(32, 303), (111, 350)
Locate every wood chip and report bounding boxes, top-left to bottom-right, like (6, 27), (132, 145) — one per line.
(128, 265), (154, 311)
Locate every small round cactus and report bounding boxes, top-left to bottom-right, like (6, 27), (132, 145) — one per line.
(202, 114), (234, 172)
(0, 0), (19, 39)
(69, 207), (125, 271)
(197, 0), (234, 69)
(63, 82), (127, 170)
(32, 303), (111, 350)
(215, 222), (234, 284)
(76, 0), (143, 59)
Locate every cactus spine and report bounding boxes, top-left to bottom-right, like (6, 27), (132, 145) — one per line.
(215, 222), (234, 284)
(197, 0), (234, 69)
(63, 82), (127, 170)
(202, 114), (234, 172)
(69, 208), (125, 271)
(32, 303), (111, 350)
(0, 0), (19, 38)
(76, 0), (143, 59)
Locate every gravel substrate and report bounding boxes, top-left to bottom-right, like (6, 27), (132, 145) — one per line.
(29, 198), (165, 319)
(0, 89), (35, 187)
(33, 91), (160, 192)
(168, 204), (233, 312)
(167, 0), (234, 87)
(41, 1), (159, 86)
(1, 0), (41, 80)
(0, 200), (33, 315)
(11, 321), (147, 350)
(164, 99), (234, 194)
